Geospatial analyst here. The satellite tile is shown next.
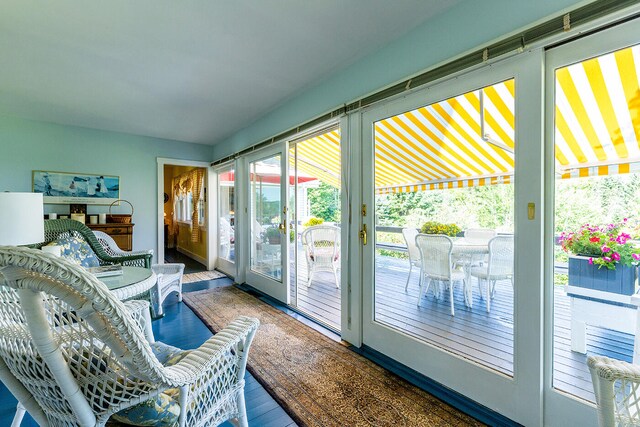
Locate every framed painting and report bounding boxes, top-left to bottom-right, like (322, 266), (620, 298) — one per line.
(32, 170), (120, 205)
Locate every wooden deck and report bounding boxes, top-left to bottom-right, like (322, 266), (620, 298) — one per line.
(289, 253), (634, 403)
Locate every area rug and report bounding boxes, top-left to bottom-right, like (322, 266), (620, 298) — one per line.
(182, 287), (484, 427)
(181, 270), (226, 284)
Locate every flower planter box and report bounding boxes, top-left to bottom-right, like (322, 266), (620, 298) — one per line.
(568, 255), (637, 295)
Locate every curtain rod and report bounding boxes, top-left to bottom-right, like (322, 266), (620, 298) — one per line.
(212, 0), (639, 167)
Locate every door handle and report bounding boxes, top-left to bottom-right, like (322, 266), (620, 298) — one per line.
(359, 224), (368, 246)
(279, 219), (287, 234)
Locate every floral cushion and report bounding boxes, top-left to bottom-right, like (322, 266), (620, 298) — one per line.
(110, 344), (191, 427)
(48, 235), (100, 268)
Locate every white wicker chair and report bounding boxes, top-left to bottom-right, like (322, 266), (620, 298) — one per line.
(93, 230), (154, 258)
(469, 235), (514, 313)
(415, 234), (465, 316)
(588, 355), (640, 427)
(0, 246), (259, 427)
(302, 225), (340, 288)
(402, 228), (421, 292)
(152, 263), (185, 316)
(464, 228), (497, 243)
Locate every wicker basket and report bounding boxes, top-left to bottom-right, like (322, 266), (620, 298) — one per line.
(108, 200), (134, 223)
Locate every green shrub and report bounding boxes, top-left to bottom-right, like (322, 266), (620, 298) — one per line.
(420, 221), (461, 237)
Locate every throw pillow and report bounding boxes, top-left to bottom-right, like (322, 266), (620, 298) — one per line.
(48, 235), (100, 268)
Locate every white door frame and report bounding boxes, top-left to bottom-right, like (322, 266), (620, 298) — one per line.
(156, 158), (215, 269)
(358, 50), (544, 426)
(243, 144), (290, 303)
(543, 17), (640, 427)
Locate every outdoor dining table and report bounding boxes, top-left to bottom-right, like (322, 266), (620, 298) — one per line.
(451, 238), (490, 308)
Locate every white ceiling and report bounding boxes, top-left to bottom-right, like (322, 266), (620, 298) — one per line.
(0, 1), (459, 145)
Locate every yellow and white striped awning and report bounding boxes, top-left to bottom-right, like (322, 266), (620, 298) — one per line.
(555, 43), (640, 179)
(374, 79), (515, 194)
(291, 129), (341, 189)
(287, 43), (640, 194)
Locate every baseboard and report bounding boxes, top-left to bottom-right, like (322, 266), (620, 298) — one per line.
(176, 247), (207, 266)
(352, 345), (522, 427)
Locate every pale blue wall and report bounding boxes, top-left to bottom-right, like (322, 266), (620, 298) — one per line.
(0, 115), (212, 258)
(212, 0), (588, 159)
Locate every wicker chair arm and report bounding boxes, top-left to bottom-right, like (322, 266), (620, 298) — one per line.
(151, 263), (185, 276)
(162, 316), (259, 386)
(123, 300), (155, 344)
(588, 355), (640, 381)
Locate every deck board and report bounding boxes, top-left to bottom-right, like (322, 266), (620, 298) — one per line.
(288, 253), (634, 403)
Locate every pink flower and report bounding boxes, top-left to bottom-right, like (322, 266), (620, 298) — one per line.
(588, 257), (594, 265)
(612, 252), (621, 261)
(601, 245), (611, 253)
(633, 254), (640, 261)
(603, 256), (612, 262)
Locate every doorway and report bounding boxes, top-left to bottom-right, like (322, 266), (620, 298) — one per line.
(288, 126), (342, 331)
(156, 158), (214, 270)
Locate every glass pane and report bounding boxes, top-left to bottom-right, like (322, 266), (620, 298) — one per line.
(552, 44), (640, 402)
(218, 167), (235, 262)
(250, 155), (283, 280)
(289, 128), (341, 330)
(373, 80), (515, 375)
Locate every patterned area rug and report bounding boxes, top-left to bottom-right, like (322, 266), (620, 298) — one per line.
(181, 270), (226, 284)
(182, 287), (484, 427)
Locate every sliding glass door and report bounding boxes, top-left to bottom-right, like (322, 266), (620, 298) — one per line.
(545, 18), (640, 426)
(360, 51), (544, 425)
(244, 145), (289, 302)
(288, 125), (342, 331)
(216, 163), (236, 276)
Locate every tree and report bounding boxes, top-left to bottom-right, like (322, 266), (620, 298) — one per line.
(307, 182), (340, 222)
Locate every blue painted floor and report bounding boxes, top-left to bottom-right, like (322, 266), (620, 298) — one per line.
(0, 277), (296, 427)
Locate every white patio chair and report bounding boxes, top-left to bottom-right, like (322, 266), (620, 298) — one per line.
(464, 228), (497, 243)
(219, 217), (233, 259)
(152, 263), (185, 316)
(469, 235), (514, 313)
(402, 227), (421, 292)
(93, 230), (154, 258)
(0, 246), (259, 427)
(415, 234), (465, 316)
(302, 225), (340, 288)
(588, 355), (640, 427)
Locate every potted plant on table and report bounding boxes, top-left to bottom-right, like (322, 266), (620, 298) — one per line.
(420, 221), (462, 237)
(265, 226), (281, 245)
(560, 220), (640, 295)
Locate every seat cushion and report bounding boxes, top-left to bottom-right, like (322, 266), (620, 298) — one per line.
(110, 344), (190, 426)
(48, 235), (100, 268)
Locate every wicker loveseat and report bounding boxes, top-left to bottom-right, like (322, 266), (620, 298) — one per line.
(33, 219), (152, 268)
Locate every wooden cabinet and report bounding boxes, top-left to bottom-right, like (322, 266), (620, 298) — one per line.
(87, 223), (134, 251)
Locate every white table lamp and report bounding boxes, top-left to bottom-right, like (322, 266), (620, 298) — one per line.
(0, 193), (45, 245)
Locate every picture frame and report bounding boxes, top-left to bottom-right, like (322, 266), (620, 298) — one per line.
(33, 170), (121, 205)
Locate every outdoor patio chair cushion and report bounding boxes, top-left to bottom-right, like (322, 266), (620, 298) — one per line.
(47, 234), (100, 268)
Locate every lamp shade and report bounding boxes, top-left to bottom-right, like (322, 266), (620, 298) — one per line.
(0, 193), (45, 245)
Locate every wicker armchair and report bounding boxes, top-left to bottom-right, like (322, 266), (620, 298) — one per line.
(152, 263), (186, 316)
(301, 225), (340, 288)
(0, 246), (259, 427)
(588, 355), (640, 426)
(35, 219), (152, 268)
(93, 230), (153, 259)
